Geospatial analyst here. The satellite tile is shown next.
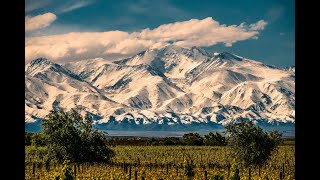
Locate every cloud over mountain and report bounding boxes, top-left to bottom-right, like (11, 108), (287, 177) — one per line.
(25, 17), (267, 62)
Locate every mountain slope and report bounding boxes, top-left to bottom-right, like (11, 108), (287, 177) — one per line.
(25, 58), (130, 122)
(25, 46), (295, 131)
(114, 45), (208, 78)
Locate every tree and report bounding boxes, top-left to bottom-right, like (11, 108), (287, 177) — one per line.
(25, 132), (34, 146)
(31, 132), (47, 147)
(162, 137), (179, 146)
(42, 109), (115, 163)
(225, 120), (282, 171)
(203, 132), (227, 146)
(182, 133), (204, 146)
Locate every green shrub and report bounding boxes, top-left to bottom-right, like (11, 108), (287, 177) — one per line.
(42, 109), (115, 163)
(225, 119), (282, 168)
(183, 133), (204, 146)
(204, 132), (227, 146)
(25, 132), (34, 146)
(31, 132), (47, 147)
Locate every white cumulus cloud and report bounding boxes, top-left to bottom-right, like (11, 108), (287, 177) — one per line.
(134, 17), (261, 47)
(25, 12), (57, 32)
(25, 17), (267, 62)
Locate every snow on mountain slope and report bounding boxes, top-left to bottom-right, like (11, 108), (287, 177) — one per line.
(114, 45), (208, 78)
(187, 69), (263, 99)
(26, 58), (83, 82)
(220, 80), (294, 122)
(25, 58), (131, 122)
(25, 45), (295, 130)
(63, 58), (110, 79)
(90, 64), (185, 110)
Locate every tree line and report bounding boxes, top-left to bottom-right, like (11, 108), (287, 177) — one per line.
(26, 131), (227, 146)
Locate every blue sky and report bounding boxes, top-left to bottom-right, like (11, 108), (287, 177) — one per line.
(25, 0), (294, 67)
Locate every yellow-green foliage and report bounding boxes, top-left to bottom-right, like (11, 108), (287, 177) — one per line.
(184, 156), (195, 178)
(229, 159), (240, 180)
(212, 171), (224, 180)
(58, 160), (74, 180)
(25, 145), (295, 180)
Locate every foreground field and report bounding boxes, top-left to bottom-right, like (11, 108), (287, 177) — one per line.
(25, 146), (294, 179)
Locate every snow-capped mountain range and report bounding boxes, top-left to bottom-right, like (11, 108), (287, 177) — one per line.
(25, 45), (295, 131)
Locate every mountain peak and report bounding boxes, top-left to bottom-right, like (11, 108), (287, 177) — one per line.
(26, 57), (83, 81)
(188, 46), (210, 57)
(215, 52), (243, 61)
(29, 58), (54, 66)
(26, 58), (56, 74)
